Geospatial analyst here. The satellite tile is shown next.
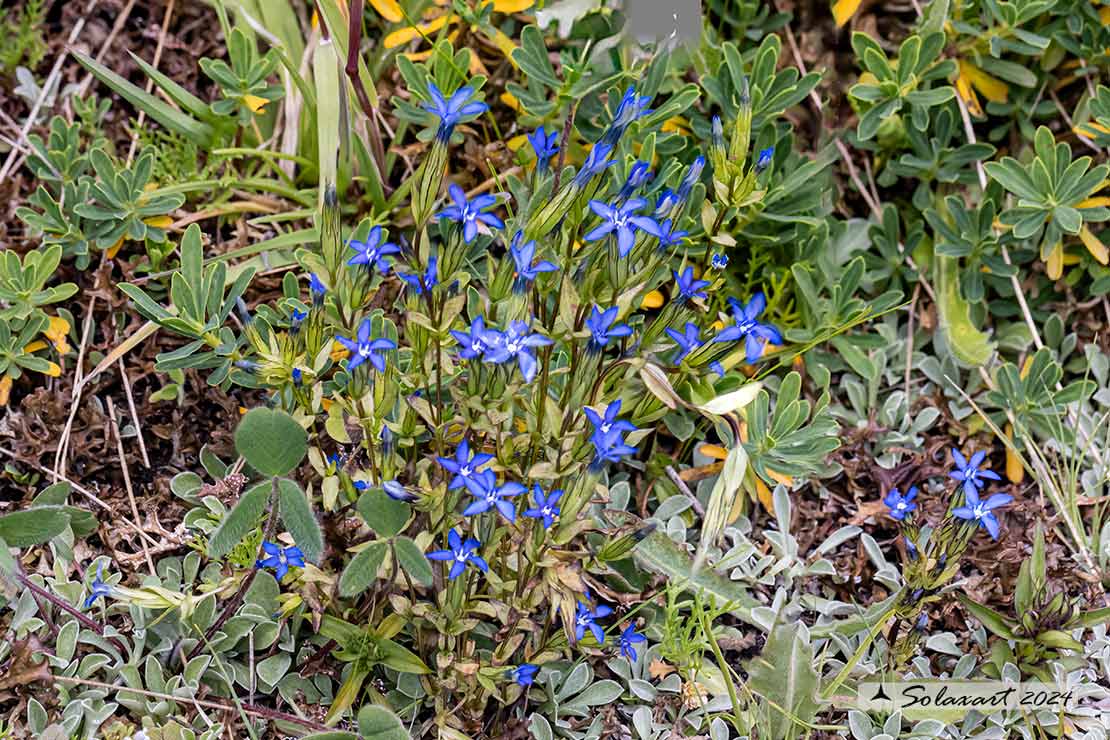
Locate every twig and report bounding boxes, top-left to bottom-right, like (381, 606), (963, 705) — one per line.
(16, 574), (127, 653)
(74, 0), (139, 98)
(107, 397), (155, 575)
(665, 465), (706, 517)
(54, 296), (97, 480)
(904, 283), (920, 403)
(551, 102), (578, 193)
(52, 675), (329, 732)
(117, 359), (151, 468)
(343, 0), (389, 181)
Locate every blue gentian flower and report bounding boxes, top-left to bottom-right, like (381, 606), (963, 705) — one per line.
(509, 232), (557, 287)
(573, 142), (617, 187)
(677, 155), (705, 200)
(309, 273), (327, 305)
(508, 663), (540, 686)
(755, 146), (774, 173)
(289, 307), (307, 334)
(915, 613), (929, 631)
(382, 479), (417, 502)
(713, 292), (783, 364)
(528, 127), (559, 169)
(949, 449), (1002, 497)
(574, 600), (613, 645)
(461, 469), (526, 522)
(883, 486), (918, 521)
(653, 188), (680, 217)
(451, 316), (491, 360)
(336, 318), (396, 372)
(619, 623), (647, 661)
(590, 426), (638, 468)
(257, 541), (306, 581)
(586, 399), (638, 438)
(523, 485), (563, 528)
(711, 253), (729, 270)
(398, 256), (439, 294)
(423, 82), (488, 141)
(482, 320), (553, 383)
(665, 322), (702, 363)
(438, 183), (504, 244)
(585, 305), (633, 352)
(291, 368), (303, 386)
(584, 198), (663, 257)
(83, 562), (111, 610)
(709, 361), (726, 378)
(674, 267), (709, 302)
(952, 488), (1013, 540)
(426, 529), (488, 580)
(905, 537), (918, 560)
(600, 86), (652, 147)
(655, 219), (689, 250)
(617, 160), (653, 201)
(436, 439), (493, 491)
(347, 227), (400, 272)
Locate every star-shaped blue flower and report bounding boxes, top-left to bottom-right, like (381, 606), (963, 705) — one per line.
(883, 486), (918, 521)
(482, 320), (553, 383)
(461, 469), (526, 522)
(590, 426), (638, 469)
(423, 82), (488, 141)
(665, 322), (702, 363)
(711, 253), (729, 270)
(436, 438), (493, 491)
(586, 399), (638, 438)
(398, 256), (438, 294)
(336, 318), (396, 372)
(528, 127), (559, 169)
(584, 198), (663, 257)
(438, 183), (504, 244)
(83, 562), (111, 610)
(619, 623), (647, 661)
(949, 449), (1002, 497)
(574, 600), (613, 645)
(523, 485), (563, 529)
(450, 316), (491, 360)
(257, 541), (305, 581)
(510, 232), (557, 287)
(655, 219), (689, 251)
(346, 226), (400, 272)
(585, 305), (633, 353)
(674, 267), (709, 302)
(713, 292), (783, 364)
(426, 529), (488, 580)
(508, 663), (539, 686)
(953, 488), (1013, 540)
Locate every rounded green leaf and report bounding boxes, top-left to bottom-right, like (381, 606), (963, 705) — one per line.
(393, 536), (433, 587)
(208, 481), (270, 559)
(235, 407), (307, 477)
(356, 488), (410, 538)
(0, 506), (71, 547)
(338, 541), (387, 598)
(277, 479), (323, 563)
(358, 705), (409, 740)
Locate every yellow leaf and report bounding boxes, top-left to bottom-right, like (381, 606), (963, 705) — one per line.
(1079, 225), (1110, 264)
(641, 290), (664, 309)
(489, 0), (533, 11)
(46, 316), (71, 355)
(766, 468), (794, 487)
(368, 0), (403, 23)
(242, 94), (269, 114)
(311, 9), (319, 28)
(483, 26), (519, 66)
(43, 362), (62, 378)
(1004, 423), (1024, 484)
(239, 406), (248, 415)
(331, 340), (351, 362)
(955, 69), (984, 118)
(1045, 241), (1064, 279)
(321, 397), (333, 412)
(711, 319), (724, 331)
(754, 476), (774, 514)
(1101, 4), (1110, 24)
(106, 235), (126, 259)
(831, 0), (862, 27)
(469, 51), (489, 76)
(385, 14), (454, 49)
(1077, 195), (1110, 208)
(23, 340), (47, 354)
(143, 214), (174, 228)
(507, 133), (529, 151)
(662, 116), (691, 135)
(0, 376), (10, 406)
(959, 60), (1008, 103)
(698, 443), (729, 460)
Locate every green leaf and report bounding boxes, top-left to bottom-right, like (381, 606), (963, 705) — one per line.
(356, 488), (410, 538)
(299, 733), (359, 740)
(512, 25), (560, 89)
(747, 623), (821, 740)
(935, 254), (994, 367)
(278, 479), (323, 563)
(208, 481), (271, 559)
(393, 536), (433, 587)
(0, 506), (71, 547)
(634, 531), (758, 620)
(338, 541), (388, 598)
(357, 705), (409, 740)
(235, 407), (308, 476)
(957, 594), (1017, 639)
(1036, 629), (1083, 651)
(376, 636), (432, 674)
(73, 51), (215, 145)
(1074, 605), (1110, 627)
